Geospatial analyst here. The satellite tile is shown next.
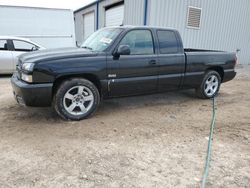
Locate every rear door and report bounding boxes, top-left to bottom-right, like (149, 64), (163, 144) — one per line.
(156, 30), (185, 91)
(107, 29), (158, 97)
(0, 39), (14, 74)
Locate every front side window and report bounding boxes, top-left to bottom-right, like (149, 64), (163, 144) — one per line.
(13, 40), (37, 52)
(157, 30), (179, 54)
(0, 40), (8, 51)
(119, 30), (154, 55)
(81, 28), (122, 52)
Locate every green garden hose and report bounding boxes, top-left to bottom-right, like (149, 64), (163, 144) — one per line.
(201, 97), (216, 188)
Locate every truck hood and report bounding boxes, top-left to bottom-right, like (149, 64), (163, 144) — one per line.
(18, 47), (99, 65)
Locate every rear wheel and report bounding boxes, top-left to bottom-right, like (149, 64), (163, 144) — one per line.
(196, 70), (221, 99)
(54, 78), (100, 120)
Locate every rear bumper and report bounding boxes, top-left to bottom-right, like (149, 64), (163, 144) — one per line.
(223, 69), (237, 83)
(11, 72), (53, 107)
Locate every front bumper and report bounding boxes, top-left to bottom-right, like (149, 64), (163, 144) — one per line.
(11, 72), (53, 107)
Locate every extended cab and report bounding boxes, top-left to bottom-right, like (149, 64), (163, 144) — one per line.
(11, 26), (237, 120)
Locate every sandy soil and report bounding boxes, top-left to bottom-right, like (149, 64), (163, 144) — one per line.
(0, 66), (249, 188)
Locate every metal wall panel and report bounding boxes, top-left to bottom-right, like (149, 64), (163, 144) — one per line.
(105, 4), (124, 26)
(74, 5), (96, 45)
(123, 0), (144, 25)
(74, 0), (123, 44)
(146, 0), (250, 64)
(0, 6), (75, 48)
(74, 0), (250, 64)
(83, 12), (95, 40)
(98, 0), (124, 28)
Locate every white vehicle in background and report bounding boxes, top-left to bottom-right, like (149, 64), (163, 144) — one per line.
(0, 36), (45, 74)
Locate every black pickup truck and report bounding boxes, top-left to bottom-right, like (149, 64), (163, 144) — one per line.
(11, 26), (236, 120)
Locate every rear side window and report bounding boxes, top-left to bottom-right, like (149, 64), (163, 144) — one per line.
(0, 40), (8, 51)
(119, 30), (154, 55)
(157, 30), (179, 54)
(13, 40), (36, 52)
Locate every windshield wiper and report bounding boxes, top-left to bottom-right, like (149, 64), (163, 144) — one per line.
(82, 46), (93, 50)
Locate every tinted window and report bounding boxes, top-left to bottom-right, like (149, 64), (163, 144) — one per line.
(0, 40), (8, 51)
(157, 30), (179, 54)
(119, 30), (154, 55)
(13, 40), (36, 52)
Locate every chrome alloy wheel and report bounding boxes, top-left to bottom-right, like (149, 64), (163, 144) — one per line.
(63, 86), (94, 115)
(204, 75), (219, 97)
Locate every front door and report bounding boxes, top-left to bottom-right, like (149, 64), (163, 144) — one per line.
(107, 29), (158, 97)
(0, 39), (14, 74)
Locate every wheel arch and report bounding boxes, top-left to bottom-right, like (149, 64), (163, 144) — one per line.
(52, 74), (102, 97)
(206, 66), (224, 81)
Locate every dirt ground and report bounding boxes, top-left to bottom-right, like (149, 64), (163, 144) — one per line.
(0, 65), (249, 188)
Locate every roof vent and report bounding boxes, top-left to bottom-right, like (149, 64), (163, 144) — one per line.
(187, 6), (202, 29)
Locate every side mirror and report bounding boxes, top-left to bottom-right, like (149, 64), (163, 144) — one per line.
(76, 41), (80, 48)
(31, 46), (39, 51)
(117, 45), (130, 55)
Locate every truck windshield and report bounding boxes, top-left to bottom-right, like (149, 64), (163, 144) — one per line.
(81, 28), (122, 52)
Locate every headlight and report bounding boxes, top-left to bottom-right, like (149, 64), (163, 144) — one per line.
(21, 73), (33, 83)
(22, 63), (34, 72)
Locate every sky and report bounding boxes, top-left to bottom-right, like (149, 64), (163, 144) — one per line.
(0, 0), (95, 10)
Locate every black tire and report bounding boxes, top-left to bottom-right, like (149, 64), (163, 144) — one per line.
(196, 70), (221, 99)
(53, 78), (100, 121)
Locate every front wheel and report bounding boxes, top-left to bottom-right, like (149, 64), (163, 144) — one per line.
(196, 70), (221, 99)
(54, 78), (100, 120)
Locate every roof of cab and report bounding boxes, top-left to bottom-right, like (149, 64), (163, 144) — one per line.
(103, 25), (178, 32)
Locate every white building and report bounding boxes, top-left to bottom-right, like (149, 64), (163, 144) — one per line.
(0, 5), (76, 48)
(74, 0), (250, 64)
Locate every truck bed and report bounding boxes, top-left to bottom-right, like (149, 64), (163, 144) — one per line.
(182, 48), (236, 89)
